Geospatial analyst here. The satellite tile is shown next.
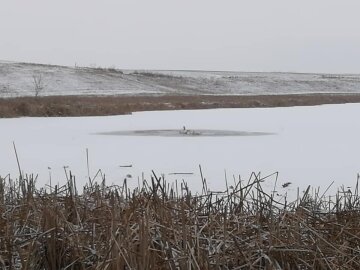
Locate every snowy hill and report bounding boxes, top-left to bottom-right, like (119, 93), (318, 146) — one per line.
(1, 61), (360, 98)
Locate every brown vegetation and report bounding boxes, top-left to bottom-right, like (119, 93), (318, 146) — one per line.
(1, 170), (360, 269)
(1, 94), (360, 118)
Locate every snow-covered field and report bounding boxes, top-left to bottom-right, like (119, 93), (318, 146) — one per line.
(1, 61), (360, 97)
(1, 104), (359, 198)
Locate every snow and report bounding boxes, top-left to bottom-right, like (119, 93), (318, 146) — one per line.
(1, 61), (360, 97)
(0, 104), (359, 199)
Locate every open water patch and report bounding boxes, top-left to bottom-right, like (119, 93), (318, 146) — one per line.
(97, 129), (274, 137)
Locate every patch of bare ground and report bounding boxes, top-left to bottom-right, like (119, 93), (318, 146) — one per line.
(1, 94), (360, 117)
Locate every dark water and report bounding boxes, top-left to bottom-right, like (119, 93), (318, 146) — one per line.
(97, 129), (274, 137)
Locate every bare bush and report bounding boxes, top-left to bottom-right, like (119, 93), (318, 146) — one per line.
(32, 73), (44, 97)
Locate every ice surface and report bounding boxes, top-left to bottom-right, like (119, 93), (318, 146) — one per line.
(0, 104), (359, 199)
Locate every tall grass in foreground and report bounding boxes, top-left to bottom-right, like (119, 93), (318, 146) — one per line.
(0, 171), (360, 269)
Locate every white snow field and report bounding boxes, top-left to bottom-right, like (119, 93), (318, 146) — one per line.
(1, 61), (360, 97)
(0, 104), (359, 198)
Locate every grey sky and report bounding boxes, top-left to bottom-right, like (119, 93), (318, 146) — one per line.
(1, 0), (360, 73)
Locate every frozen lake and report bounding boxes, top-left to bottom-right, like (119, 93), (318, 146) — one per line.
(0, 104), (359, 197)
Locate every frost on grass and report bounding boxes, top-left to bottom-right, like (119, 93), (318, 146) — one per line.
(1, 171), (360, 269)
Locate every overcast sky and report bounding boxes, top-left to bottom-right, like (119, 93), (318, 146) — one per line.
(1, 0), (360, 73)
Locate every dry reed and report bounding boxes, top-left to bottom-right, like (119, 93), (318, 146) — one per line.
(0, 170), (359, 269)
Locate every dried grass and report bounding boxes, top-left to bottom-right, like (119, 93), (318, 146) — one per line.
(0, 170), (360, 269)
(1, 94), (360, 118)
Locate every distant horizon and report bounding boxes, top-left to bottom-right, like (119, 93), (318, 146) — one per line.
(2, 59), (360, 75)
(1, 1), (360, 74)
